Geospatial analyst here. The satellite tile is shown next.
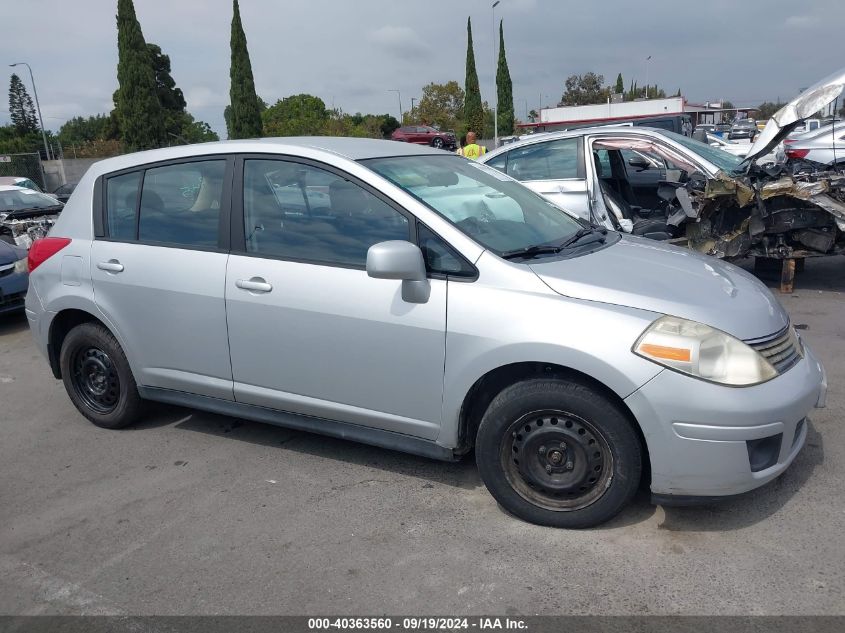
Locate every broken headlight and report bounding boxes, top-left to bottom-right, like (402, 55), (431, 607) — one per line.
(14, 255), (28, 274)
(634, 315), (778, 386)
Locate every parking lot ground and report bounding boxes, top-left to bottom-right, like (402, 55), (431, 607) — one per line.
(1, 257), (843, 616)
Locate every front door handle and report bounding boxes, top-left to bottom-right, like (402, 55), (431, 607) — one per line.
(236, 277), (273, 293)
(97, 260), (124, 273)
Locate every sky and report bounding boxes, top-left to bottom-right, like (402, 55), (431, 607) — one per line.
(1, 0), (844, 137)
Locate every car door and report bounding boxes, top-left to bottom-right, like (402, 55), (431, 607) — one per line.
(493, 137), (591, 222)
(91, 157), (235, 400)
(224, 156), (447, 440)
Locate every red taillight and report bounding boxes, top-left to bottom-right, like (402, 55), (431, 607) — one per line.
(28, 237), (72, 272)
(786, 148), (810, 160)
(783, 138), (796, 145)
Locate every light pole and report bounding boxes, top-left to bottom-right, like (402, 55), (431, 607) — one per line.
(10, 62), (51, 160)
(491, 1), (500, 148)
(410, 97), (416, 122)
(644, 55), (652, 99)
(388, 89), (403, 124)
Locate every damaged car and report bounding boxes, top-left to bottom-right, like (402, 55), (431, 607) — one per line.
(480, 67), (845, 291)
(0, 185), (63, 249)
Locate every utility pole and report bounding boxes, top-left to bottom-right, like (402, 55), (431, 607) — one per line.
(388, 89), (403, 123)
(492, 1), (500, 148)
(10, 62), (51, 160)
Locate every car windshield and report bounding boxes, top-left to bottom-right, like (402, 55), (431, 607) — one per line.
(0, 189), (62, 212)
(663, 131), (745, 173)
(362, 155), (586, 255)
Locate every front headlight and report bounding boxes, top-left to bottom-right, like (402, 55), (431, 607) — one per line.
(634, 315), (778, 386)
(14, 256), (28, 274)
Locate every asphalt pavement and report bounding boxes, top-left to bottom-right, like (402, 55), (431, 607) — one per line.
(1, 257), (843, 616)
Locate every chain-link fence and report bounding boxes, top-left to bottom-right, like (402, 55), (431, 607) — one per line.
(0, 152), (46, 189)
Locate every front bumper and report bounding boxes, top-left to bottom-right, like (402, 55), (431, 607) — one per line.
(625, 342), (826, 499)
(0, 269), (28, 314)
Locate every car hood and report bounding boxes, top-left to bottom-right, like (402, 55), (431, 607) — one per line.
(0, 238), (26, 264)
(744, 66), (845, 165)
(529, 236), (788, 341)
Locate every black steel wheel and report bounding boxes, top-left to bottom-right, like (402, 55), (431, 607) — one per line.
(476, 378), (642, 528)
(501, 410), (613, 511)
(70, 346), (121, 414)
(60, 322), (145, 429)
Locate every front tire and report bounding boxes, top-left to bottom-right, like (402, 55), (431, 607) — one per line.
(59, 322), (145, 429)
(476, 378), (642, 528)
(431, 137), (445, 149)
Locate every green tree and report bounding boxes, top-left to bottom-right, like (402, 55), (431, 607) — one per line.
(262, 94), (328, 136)
(8, 74), (39, 135)
(559, 72), (608, 106)
(495, 20), (514, 136)
(147, 43), (187, 142)
(463, 17), (484, 136)
(527, 109), (538, 123)
(179, 114), (220, 143)
(614, 73), (624, 95)
(58, 114), (119, 146)
(228, 0), (263, 139)
(418, 81), (465, 131)
(755, 101), (786, 119)
(114, 0), (164, 150)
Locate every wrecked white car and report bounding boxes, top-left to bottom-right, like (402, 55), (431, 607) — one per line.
(0, 185), (63, 249)
(480, 67), (845, 291)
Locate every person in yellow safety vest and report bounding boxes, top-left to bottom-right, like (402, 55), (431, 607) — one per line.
(460, 131), (487, 160)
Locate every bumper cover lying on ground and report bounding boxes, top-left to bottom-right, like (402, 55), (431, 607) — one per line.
(625, 341), (826, 501)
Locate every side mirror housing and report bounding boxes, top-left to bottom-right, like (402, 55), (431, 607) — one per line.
(627, 155), (651, 171)
(366, 241), (430, 304)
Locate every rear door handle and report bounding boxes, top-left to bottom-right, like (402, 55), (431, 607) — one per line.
(97, 260), (124, 273)
(236, 277), (272, 293)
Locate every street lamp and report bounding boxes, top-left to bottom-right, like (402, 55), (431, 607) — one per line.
(644, 55), (652, 100)
(9, 62), (51, 160)
(492, 1), (500, 148)
(388, 89), (403, 124)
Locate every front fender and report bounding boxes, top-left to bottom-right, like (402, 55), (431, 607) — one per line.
(439, 280), (663, 447)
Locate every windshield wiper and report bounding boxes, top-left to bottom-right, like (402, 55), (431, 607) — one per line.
(500, 227), (608, 260)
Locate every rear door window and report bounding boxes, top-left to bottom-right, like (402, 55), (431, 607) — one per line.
(105, 171), (141, 240)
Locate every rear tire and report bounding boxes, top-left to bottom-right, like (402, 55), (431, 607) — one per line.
(59, 322), (145, 429)
(475, 378), (642, 528)
(432, 137), (445, 149)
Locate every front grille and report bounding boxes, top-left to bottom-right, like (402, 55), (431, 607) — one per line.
(747, 326), (802, 374)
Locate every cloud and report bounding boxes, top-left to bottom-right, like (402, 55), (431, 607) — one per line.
(367, 26), (430, 60)
(784, 15), (821, 28)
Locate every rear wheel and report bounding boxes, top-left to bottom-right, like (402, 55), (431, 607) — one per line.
(431, 137), (445, 149)
(59, 322), (145, 429)
(476, 378), (642, 528)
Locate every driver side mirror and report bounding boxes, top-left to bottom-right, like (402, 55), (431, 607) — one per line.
(366, 241), (430, 304)
(627, 155), (651, 171)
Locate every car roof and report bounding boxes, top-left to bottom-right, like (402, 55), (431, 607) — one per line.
(88, 137), (448, 178)
(483, 125), (678, 156)
(0, 184), (29, 192)
(0, 177), (28, 185)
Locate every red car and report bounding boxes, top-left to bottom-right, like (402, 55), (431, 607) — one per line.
(391, 125), (456, 150)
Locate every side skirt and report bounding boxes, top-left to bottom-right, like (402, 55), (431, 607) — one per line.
(138, 386), (459, 462)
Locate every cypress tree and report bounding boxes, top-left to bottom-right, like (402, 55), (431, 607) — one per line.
(614, 73), (624, 95)
(147, 43), (188, 142)
(495, 19), (514, 136)
(229, 0), (263, 139)
(463, 17), (483, 136)
(8, 74), (39, 135)
(114, 0), (164, 150)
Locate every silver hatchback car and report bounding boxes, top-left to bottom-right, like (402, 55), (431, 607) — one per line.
(25, 138), (827, 528)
